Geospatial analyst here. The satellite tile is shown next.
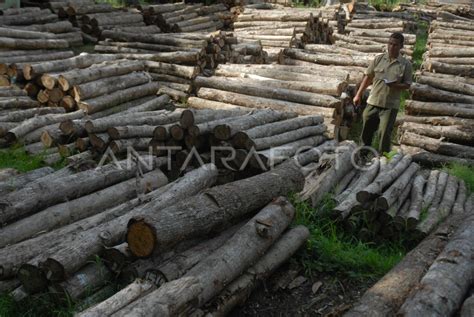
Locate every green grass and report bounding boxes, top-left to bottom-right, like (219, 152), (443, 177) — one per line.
(291, 195), (406, 281)
(413, 20), (429, 72)
(443, 162), (474, 192)
(0, 293), (75, 317)
(0, 146), (66, 173)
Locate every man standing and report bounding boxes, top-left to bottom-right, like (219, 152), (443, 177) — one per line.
(353, 33), (412, 154)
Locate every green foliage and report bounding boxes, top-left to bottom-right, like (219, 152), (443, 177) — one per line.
(291, 194), (406, 280)
(413, 20), (429, 72)
(443, 162), (474, 192)
(0, 146), (46, 172)
(0, 293), (75, 317)
(368, 0), (409, 11)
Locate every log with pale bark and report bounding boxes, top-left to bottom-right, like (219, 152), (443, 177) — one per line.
(195, 76), (340, 108)
(0, 50), (75, 65)
(100, 30), (206, 49)
(424, 59), (474, 76)
(400, 131), (474, 159)
(0, 167), (54, 195)
(400, 121), (474, 145)
(0, 37), (69, 50)
(212, 110), (297, 141)
(399, 211), (474, 317)
(73, 72), (152, 102)
(57, 60), (145, 91)
(0, 97), (40, 109)
(399, 115), (474, 127)
(283, 48), (373, 67)
(125, 162), (303, 257)
(23, 53), (119, 80)
(405, 100), (474, 119)
(0, 169), (168, 248)
(410, 83), (474, 104)
(197, 88), (335, 118)
(78, 82), (159, 114)
(404, 174), (426, 230)
(31, 164), (219, 283)
(344, 196), (471, 317)
(115, 196), (296, 316)
(416, 74), (474, 96)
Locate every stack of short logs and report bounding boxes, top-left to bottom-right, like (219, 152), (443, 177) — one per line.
(399, 16), (474, 167)
(0, 6), (83, 48)
(299, 150), (473, 242)
(137, 2), (231, 33)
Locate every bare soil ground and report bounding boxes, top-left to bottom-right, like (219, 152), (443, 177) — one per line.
(231, 262), (372, 317)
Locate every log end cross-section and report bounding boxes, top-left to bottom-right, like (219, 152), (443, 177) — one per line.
(126, 219), (158, 258)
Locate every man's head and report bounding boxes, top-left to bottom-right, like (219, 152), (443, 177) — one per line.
(388, 32), (404, 59)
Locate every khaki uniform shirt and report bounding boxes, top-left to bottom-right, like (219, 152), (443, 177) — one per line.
(365, 53), (413, 109)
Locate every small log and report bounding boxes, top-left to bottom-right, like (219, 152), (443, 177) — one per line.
(461, 294), (474, 317)
(357, 155), (412, 203)
(58, 60), (145, 91)
(425, 60), (474, 76)
(249, 125), (326, 151)
(0, 37), (69, 50)
(405, 174), (426, 229)
(410, 83), (474, 104)
(400, 121), (474, 145)
(157, 86), (187, 101)
(405, 100), (474, 119)
(452, 180), (467, 214)
(197, 88), (335, 118)
(399, 115), (474, 127)
(100, 30), (206, 49)
(108, 126), (156, 139)
(145, 61), (198, 79)
(0, 97), (40, 109)
(1, 50), (74, 64)
(400, 131), (474, 159)
(376, 163), (420, 210)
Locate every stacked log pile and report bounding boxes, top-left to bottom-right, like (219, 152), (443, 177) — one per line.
(344, 181), (473, 317)
(0, 158), (312, 314)
(94, 29), (225, 75)
(137, 2), (231, 33)
(299, 151), (472, 242)
(0, 7), (83, 47)
(399, 16), (474, 167)
(395, 1), (473, 21)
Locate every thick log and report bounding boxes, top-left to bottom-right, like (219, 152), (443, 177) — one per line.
(405, 100), (474, 119)
(0, 87), (27, 98)
(73, 72), (151, 102)
(157, 86), (187, 101)
(344, 195), (471, 317)
(405, 174), (426, 229)
(461, 294), (474, 317)
(400, 131), (474, 159)
(24, 54), (119, 80)
(196, 76), (340, 107)
(202, 225), (309, 316)
(399, 211), (474, 317)
(417, 75), (474, 96)
(126, 162), (304, 258)
(0, 97), (40, 109)
(197, 88), (335, 118)
(213, 110), (297, 141)
(5, 110), (85, 144)
(1, 51), (74, 66)
(0, 169), (167, 248)
(0, 167), (54, 195)
(186, 97), (248, 112)
(12, 21), (74, 34)
(428, 46), (474, 57)
(399, 115), (474, 127)
(283, 48), (372, 67)
(107, 126), (156, 140)
(452, 180), (467, 214)
(376, 163), (420, 210)
(0, 158), (156, 225)
(249, 125), (326, 151)
(400, 121), (474, 145)
(425, 60), (474, 77)
(37, 164), (219, 282)
(0, 107), (64, 124)
(78, 82), (159, 114)
(411, 83), (474, 104)
(58, 60), (145, 91)
(100, 30), (206, 49)
(145, 61), (198, 79)
(116, 197), (295, 316)
(233, 115), (323, 149)
(417, 175), (458, 236)
(0, 11), (58, 26)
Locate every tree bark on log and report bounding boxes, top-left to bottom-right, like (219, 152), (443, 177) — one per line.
(405, 174), (426, 230)
(100, 30), (206, 49)
(213, 110), (297, 141)
(0, 169), (168, 248)
(0, 159), (155, 225)
(107, 126), (156, 139)
(425, 60), (474, 77)
(400, 131), (474, 159)
(37, 164), (219, 282)
(0, 97), (40, 109)
(400, 121), (474, 145)
(417, 175), (458, 236)
(126, 162), (304, 258)
(399, 211), (474, 317)
(197, 88), (335, 118)
(0, 37), (69, 50)
(344, 198), (471, 317)
(195, 76), (340, 108)
(5, 110), (85, 144)
(145, 61), (198, 79)
(461, 294), (474, 317)
(0, 51), (74, 64)
(73, 72), (152, 102)
(410, 83), (474, 104)
(157, 86), (187, 101)
(0, 87), (27, 98)
(232, 115), (324, 149)
(58, 60), (145, 91)
(78, 82), (159, 114)
(201, 225), (310, 317)
(356, 155), (412, 203)
(180, 108), (249, 130)
(0, 167), (54, 195)
(115, 197), (296, 316)
(452, 180), (467, 214)
(23, 54), (119, 80)
(249, 125), (326, 151)
(187, 97), (248, 112)
(399, 115), (474, 127)
(416, 75), (474, 96)
(405, 100), (474, 119)
(283, 48), (372, 67)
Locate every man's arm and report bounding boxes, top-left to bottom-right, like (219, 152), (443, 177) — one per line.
(353, 75), (373, 106)
(387, 61), (412, 90)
